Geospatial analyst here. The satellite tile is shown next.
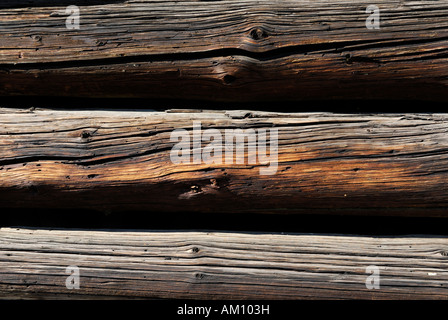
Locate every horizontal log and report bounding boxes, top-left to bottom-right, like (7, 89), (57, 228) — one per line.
(1, 108), (448, 215)
(0, 0), (447, 101)
(1, 227), (448, 299)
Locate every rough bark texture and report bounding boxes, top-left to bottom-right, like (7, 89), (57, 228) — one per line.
(0, 0), (447, 101)
(1, 108), (448, 215)
(1, 227), (448, 299)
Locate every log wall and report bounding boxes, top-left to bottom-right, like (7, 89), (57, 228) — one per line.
(1, 0), (447, 302)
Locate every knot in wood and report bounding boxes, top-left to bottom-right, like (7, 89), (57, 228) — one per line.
(81, 131), (91, 139)
(249, 27), (268, 40)
(192, 247), (200, 253)
(195, 273), (204, 280)
(31, 35), (42, 42)
(223, 74), (236, 85)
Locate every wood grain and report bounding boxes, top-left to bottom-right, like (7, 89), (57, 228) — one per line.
(0, 0), (447, 101)
(1, 108), (448, 215)
(1, 227), (448, 299)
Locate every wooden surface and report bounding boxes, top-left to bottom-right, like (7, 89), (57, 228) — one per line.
(0, 0), (447, 101)
(0, 227), (447, 299)
(1, 108), (448, 215)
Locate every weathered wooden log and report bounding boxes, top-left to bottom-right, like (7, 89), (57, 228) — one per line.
(1, 108), (448, 215)
(1, 227), (448, 299)
(0, 0), (447, 101)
